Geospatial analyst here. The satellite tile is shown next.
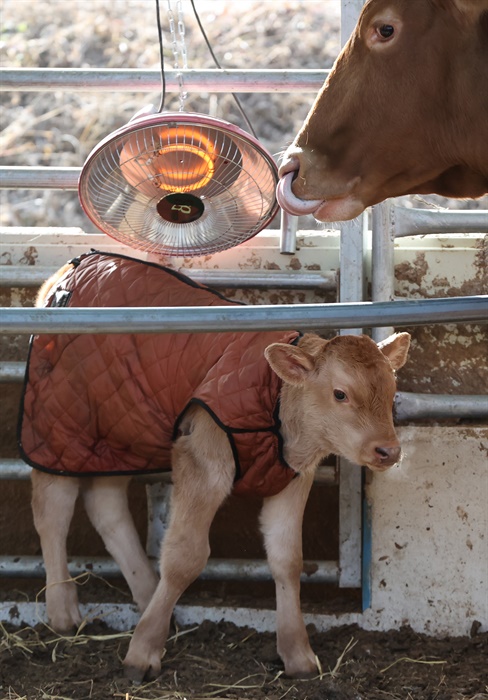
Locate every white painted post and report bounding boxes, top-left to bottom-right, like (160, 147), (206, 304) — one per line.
(372, 202), (396, 342)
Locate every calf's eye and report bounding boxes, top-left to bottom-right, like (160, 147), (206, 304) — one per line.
(378, 24), (394, 39)
(333, 389), (348, 402)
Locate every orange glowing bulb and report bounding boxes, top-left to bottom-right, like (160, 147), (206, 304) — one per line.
(119, 125), (218, 196)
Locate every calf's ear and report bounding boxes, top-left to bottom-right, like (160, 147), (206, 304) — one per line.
(377, 332), (411, 370)
(265, 343), (316, 385)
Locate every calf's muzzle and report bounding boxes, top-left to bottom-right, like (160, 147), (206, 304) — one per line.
(368, 444), (402, 471)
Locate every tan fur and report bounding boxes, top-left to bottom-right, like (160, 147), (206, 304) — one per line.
(32, 266), (410, 680)
(36, 263), (73, 306)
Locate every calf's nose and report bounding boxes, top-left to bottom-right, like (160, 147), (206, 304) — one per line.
(375, 445), (401, 464)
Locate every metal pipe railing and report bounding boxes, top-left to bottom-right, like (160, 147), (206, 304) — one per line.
(395, 392), (488, 421)
(0, 265), (337, 290)
(0, 459), (337, 484)
(0, 460), (31, 480)
(4, 358), (487, 418)
(2, 297), (487, 335)
(0, 68), (329, 93)
(0, 362), (26, 383)
(394, 207), (488, 237)
(2, 170), (487, 240)
(0, 554), (339, 584)
(280, 210), (299, 255)
(0, 455), (337, 584)
(0, 167), (79, 190)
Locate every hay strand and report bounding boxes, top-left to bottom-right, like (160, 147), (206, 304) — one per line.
(380, 656), (447, 674)
(330, 636), (357, 677)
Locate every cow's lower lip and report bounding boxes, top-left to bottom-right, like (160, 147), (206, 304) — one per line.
(276, 171), (324, 216)
(312, 196), (366, 222)
(365, 461), (397, 472)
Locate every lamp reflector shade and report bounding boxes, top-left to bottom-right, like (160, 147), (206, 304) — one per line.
(78, 113), (279, 257)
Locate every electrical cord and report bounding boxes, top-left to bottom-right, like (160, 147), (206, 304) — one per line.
(189, 0), (257, 138)
(155, 0), (257, 138)
(155, 0), (167, 113)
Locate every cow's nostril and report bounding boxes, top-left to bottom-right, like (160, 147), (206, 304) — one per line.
(375, 446), (401, 461)
(278, 155), (300, 178)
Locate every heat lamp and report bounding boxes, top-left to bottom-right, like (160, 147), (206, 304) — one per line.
(78, 109), (280, 257)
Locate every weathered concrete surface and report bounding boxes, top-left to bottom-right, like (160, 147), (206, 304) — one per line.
(366, 425), (488, 636)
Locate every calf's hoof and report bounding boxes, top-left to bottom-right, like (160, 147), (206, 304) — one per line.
(123, 651), (162, 684)
(48, 607), (82, 634)
(123, 661), (161, 684)
(285, 667), (318, 679)
(46, 583), (82, 633)
(282, 651), (318, 679)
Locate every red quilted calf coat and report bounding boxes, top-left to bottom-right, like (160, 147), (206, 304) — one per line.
(19, 251), (299, 497)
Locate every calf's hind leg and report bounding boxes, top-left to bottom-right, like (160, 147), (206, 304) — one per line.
(260, 470), (317, 677)
(81, 476), (159, 612)
(31, 469), (82, 632)
(123, 409), (234, 682)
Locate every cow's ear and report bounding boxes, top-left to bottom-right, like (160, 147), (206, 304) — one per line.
(377, 332), (411, 370)
(453, 0), (487, 15)
(435, 0), (487, 23)
(265, 343), (316, 385)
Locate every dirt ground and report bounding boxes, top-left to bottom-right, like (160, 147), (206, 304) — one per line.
(1, 618), (487, 700)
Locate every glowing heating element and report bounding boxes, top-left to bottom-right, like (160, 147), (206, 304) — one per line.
(156, 127), (217, 192)
(119, 126), (217, 196)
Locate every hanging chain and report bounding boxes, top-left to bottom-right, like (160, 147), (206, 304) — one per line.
(167, 0), (188, 111)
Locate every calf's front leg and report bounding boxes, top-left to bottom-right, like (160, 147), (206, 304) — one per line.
(260, 469), (317, 677)
(31, 469), (82, 632)
(123, 409), (234, 682)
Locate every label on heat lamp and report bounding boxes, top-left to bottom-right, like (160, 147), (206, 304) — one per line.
(157, 193), (205, 224)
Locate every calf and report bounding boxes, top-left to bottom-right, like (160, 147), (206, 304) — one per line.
(277, 0), (488, 221)
(22, 251), (410, 680)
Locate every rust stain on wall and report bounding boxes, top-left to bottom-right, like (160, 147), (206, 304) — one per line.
(395, 236), (487, 299)
(287, 257), (302, 271)
(396, 324), (488, 395)
(396, 252), (429, 288)
(394, 236), (487, 397)
(238, 251), (265, 270)
(473, 235), (487, 279)
(20, 247), (39, 266)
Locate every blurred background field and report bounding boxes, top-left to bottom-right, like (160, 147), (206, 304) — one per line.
(0, 0), (341, 230)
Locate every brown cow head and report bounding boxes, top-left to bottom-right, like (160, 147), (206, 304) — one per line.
(277, 0), (488, 221)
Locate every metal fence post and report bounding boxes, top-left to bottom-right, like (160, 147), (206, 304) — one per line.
(338, 0), (366, 591)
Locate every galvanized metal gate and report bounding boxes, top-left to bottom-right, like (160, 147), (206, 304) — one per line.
(0, 0), (487, 628)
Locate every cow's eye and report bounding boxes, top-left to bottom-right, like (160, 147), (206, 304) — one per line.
(378, 24), (395, 39)
(333, 389), (348, 402)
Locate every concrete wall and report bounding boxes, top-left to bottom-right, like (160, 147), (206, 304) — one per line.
(366, 425), (488, 636)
